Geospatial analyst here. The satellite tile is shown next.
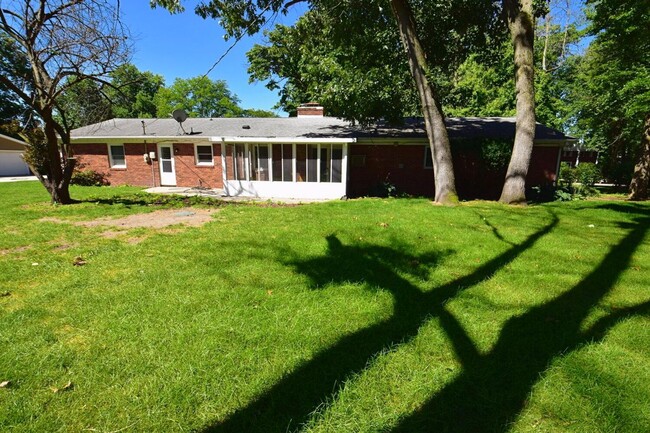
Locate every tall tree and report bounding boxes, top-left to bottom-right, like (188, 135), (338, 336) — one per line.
(153, 0), (500, 204)
(154, 75), (242, 118)
(390, 0), (457, 203)
(108, 63), (164, 118)
(0, 0), (130, 204)
(582, 0), (649, 200)
(499, 0), (539, 204)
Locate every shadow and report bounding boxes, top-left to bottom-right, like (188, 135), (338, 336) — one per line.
(200, 214), (559, 432)
(391, 209), (650, 432)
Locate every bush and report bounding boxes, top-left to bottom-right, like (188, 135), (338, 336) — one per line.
(71, 169), (110, 186)
(575, 163), (601, 186)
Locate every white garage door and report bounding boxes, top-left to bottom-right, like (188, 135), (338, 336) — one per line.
(0, 151), (31, 176)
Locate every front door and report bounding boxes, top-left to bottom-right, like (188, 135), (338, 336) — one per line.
(158, 144), (176, 186)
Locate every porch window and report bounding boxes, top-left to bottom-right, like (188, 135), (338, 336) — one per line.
(320, 144), (343, 182)
(195, 145), (213, 165)
(250, 144), (270, 181)
(272, 144), (294, 182)
(108, 144), (126, 168)
(225, 142), (344, 183)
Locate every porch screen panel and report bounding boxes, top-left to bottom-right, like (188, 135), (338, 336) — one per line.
(331, 145), (343, 182)
(235, 144), (246, 180)
(296, 144), (307, 182)
(282, 144), (293, 182)
(307, 144), (318, 182)
(225, 145), (234, 180)
(272, 144), (282, 181)
(250, 144), (270, 181)
(320, 145), (331, 182)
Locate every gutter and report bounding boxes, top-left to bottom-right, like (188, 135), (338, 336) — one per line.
(213, 137), (356, 144)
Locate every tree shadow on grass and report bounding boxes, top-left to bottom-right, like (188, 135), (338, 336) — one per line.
(391, 205), (650, 432)
(201, 213), (560, 433)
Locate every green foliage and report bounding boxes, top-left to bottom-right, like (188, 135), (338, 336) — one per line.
(57, 79), (113, 128)
(245, 1), (502, 122)
(70, 169), (110, 187)
(565, 0), (650, 185)
(575, 162), (601, 186)
(108, 64), (164, 118)
(480, 139), (513, 170)
(559, 161), (576, 186)
(154, 75), (242, 118)
(558, 162), (601, 200)
(444, 51), (515, 118)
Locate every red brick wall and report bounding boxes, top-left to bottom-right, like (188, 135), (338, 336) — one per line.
(348, 143), (561, 199)
(171, 143), (222, 188)
(71, 142), (223, 188)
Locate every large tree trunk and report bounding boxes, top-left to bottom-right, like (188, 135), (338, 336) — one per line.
(42, 112), (75, 204)
(390, 0), (458, 204)
(500, 0), (536, 204)
(628, 114), (650, 201)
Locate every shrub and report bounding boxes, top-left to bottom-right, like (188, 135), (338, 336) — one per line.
(71, 169), (110, 186)
(575, 163), (601, 186)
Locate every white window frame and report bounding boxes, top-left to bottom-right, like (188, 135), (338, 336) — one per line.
(108, 144), (126, 168)
(194, 143), (214, 166)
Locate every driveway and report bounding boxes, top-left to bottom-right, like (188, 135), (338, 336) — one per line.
(0, 175), (38, 182)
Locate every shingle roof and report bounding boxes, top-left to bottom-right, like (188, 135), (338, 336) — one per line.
(71, 116), (574, 142)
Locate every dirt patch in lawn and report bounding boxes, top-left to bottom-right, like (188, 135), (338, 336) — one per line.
(0, 246), (30, 255)
(40, 208), (217, 241)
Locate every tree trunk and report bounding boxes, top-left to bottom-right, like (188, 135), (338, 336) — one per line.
(390, 0), (458, 204)
(628, 114), (650, 201)
(42, 112), (75, 204)
(500, 0), (536, 204)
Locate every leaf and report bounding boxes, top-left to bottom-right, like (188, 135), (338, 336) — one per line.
(0, 380), (10, 388)
(51, 381), (73, 393)
(72, 256), (87, 266)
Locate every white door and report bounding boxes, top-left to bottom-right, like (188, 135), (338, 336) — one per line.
(158, 144), (176, 186)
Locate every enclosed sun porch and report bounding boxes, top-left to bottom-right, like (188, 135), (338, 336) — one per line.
(217, 138), (353, 200)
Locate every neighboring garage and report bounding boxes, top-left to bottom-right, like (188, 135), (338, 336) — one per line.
(0, 133), (30, 176)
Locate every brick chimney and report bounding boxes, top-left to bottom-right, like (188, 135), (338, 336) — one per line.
(297, 102), (324, 117)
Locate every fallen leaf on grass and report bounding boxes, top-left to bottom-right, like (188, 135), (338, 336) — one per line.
(267, 290), (273, 296)
(50, 381), (73, 393)
(379, 222), (389, 228)
(72, 256), (87, 266)
(0, 381), (10, 388)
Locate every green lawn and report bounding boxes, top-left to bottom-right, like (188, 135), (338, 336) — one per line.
(1, 182), (649, 433)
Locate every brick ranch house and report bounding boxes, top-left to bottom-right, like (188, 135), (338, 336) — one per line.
(70, 106), (575, 200)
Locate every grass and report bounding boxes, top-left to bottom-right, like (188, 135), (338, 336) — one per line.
(0, 181), (649, 433)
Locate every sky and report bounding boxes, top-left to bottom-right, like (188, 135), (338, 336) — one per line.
(117, 2), (308, 117)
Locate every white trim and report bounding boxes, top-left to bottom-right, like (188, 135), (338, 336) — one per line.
(0, 134), (29, 147)
(107, 143), (126, 168)
(194, 143), (214, 166)
(157, 143), (177, 186)
(214, 136), (355, 144)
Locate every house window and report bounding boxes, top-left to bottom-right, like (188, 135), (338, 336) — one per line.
(108, 144), (126, 168)
(424, 146), (433, 169)
(195, 144), (213, 165)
